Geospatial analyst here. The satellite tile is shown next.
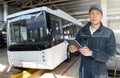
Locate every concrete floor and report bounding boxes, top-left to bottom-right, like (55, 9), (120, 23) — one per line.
(0, 48), (120, 78)
(0, 49), (21, 78)
(0, 49), (8, 65)
(0, 49), (9, 78)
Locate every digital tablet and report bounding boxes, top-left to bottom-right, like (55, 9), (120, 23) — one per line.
(66, 39), (82, 48)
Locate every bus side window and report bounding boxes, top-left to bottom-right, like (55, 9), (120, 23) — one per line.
(50, 19), (63, 45)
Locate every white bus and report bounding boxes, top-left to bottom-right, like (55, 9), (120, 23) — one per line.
(7, 6), (82, 70)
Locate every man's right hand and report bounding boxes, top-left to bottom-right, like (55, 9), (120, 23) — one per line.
(69, 44), (78, 53)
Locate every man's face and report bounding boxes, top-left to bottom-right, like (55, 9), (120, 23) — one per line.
(89, 9), (103, 25)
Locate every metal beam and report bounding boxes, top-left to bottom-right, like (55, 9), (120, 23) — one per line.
(20, 0), (73, 9)
(0, 0), (16, 4)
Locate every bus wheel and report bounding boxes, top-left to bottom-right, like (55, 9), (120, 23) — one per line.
(65, 45), (71, 62)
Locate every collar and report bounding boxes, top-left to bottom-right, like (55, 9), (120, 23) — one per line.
(89, 26), (96, 35)
(82, 22), (104, 35)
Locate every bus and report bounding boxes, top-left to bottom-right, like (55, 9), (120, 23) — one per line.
(7, 6), (82, 70)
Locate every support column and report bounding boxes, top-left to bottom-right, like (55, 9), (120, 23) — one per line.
(100, 0), (107, 26)
(3, 3), (8, 22)
(0, 5), (3, 21)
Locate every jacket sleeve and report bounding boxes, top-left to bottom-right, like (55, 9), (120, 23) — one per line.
(92, 31), (116, 63)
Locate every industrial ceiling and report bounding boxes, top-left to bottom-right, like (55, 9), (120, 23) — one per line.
(0, 0), (120, 21)
(0, 0), (99, 20)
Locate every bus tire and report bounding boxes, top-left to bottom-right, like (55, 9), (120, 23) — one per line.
(65, 45), (71, 62)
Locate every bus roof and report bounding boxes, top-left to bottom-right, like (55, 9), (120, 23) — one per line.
(7, 6), (82, 26)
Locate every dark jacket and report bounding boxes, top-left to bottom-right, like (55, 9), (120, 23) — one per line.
(76, 22), (116, 78)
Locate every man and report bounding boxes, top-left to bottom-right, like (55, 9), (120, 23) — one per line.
(69, 4), (116, 78)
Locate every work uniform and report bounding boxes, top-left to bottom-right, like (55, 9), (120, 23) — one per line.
(76, 22), (116, 78)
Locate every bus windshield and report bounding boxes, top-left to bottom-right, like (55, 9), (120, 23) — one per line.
(9, 11), (49, 46)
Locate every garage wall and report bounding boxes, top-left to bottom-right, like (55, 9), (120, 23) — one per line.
(107, 0), (120, 44)
(107, 19), (120, 44)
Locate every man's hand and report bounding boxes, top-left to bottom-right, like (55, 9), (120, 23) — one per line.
(69, 44), (78, 53)
(79, 46), (92, 56)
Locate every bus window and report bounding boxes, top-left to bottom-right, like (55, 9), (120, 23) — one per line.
(49, 14), (64, 45)
(62, 19), (80, 39)
(10, 22), (27, 44)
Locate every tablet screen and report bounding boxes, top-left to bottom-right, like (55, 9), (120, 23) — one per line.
(66, 39), (82, 48)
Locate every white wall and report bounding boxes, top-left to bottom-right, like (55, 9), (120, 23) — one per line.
(108, 19), (120, 44)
